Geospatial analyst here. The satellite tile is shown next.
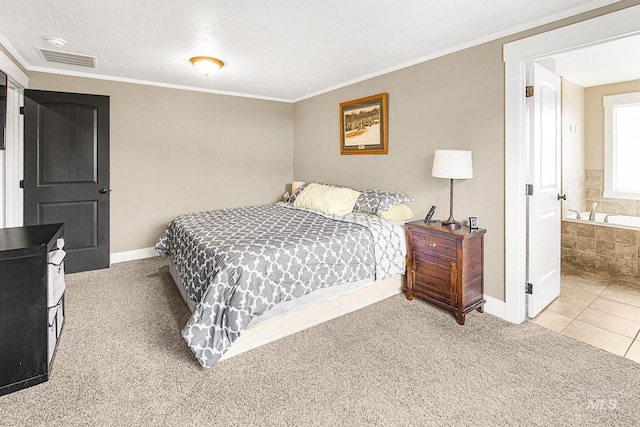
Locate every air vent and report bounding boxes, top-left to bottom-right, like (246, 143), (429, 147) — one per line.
(37, 48), (97, 68)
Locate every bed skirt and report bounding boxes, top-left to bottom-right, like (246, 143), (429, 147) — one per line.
(169, 258), (404, 361)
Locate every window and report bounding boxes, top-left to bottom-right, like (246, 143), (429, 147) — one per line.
(603, 91), (640, 200)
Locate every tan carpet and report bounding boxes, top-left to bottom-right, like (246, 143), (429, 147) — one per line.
(1, 257), (638, 426)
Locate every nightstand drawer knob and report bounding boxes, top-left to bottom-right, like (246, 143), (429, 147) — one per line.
(428, 241), (437, 247)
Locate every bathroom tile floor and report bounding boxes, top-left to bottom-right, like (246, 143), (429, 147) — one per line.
(532, 266), (640, 363)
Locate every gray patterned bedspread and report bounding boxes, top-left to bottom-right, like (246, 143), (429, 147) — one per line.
(155, 202), (406, 368)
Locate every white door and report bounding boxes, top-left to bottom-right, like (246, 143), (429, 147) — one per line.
(526, 63), (562, 318)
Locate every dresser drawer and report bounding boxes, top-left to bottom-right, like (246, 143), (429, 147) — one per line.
(409, 230), (457, 259)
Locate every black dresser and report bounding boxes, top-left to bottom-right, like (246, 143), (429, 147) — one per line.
(0, 223), (65, 396)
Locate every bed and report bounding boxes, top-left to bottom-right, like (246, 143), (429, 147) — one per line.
(155, 183), (413, 368)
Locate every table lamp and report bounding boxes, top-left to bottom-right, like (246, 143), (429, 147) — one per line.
(431, 150), (473, 229)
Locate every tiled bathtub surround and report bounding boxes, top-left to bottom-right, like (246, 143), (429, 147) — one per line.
(562, 169), (640, 217)
(583, 169), (640, 217)
(562, 220), (640, 277)
(561, 168), (640, 276)
(562, 169), (586, 213)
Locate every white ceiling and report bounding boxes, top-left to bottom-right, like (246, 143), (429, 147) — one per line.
(0, 0), (626, 102)
(551, 34), (640, 87)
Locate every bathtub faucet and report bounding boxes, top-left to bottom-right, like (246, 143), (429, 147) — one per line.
(604, 214), (618, 223)
(567, 209), (582, 219)
(589, 202), (598, 221)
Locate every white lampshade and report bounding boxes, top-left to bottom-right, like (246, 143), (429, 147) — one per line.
(432, 150), (473, 179)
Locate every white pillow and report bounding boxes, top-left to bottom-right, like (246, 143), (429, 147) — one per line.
(293, 183), (361, 216)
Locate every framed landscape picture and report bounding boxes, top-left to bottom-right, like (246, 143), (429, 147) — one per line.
(340, 92), (388, 155)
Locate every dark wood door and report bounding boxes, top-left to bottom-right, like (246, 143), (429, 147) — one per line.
(24, 90), (110, 273)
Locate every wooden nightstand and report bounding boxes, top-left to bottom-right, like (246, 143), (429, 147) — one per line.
(404, 220), (486, 325)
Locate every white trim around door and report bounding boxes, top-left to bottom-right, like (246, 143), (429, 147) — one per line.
(503, 4), (640, 324)
(0, 49), (27, 228)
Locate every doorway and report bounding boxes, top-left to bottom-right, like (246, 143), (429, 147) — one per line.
(504, 4), (640, 324)
(23, 90), (110, 273)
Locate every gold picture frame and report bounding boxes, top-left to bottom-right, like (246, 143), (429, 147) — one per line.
(340, 92), (388, 155)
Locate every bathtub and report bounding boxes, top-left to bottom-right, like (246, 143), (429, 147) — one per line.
(562, 211), (640, 276)
(564, 212), (640, 230)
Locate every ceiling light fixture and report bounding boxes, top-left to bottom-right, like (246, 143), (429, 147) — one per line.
(44, 36), (66, 48)
(190, 56), (224, 76)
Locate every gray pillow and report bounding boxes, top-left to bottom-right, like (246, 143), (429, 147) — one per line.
(354, 189), (414, 214)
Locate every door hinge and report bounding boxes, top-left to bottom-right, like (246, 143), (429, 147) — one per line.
(525, 282), (533, 294)
(526, 184), (534, 196)
(19, 106), (24, 115)
(19, 179), (24, 189)
(526, 86), (534, 97)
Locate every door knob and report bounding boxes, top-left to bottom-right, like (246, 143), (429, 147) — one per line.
(99, 188), (110, 194)
(557, 194), (566, 200)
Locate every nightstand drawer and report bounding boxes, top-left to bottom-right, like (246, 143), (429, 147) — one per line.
(409, 231), (456, 259)
(412, 251), (455, 302)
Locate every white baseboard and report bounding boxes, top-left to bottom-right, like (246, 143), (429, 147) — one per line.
(484, 294), (507, 321)
(110, 247), (159, 264)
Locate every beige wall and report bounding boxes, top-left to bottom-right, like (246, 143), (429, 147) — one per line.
(28, 73), (294, 253)
(561, 77), (586, 213)
(585, 78), (640, 170)
(293, 42), (506, 299)
(562, 78), (586, 175)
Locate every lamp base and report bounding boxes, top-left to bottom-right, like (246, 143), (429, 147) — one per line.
(442, 217), (461, 229)
(443, 179), (461, 229)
